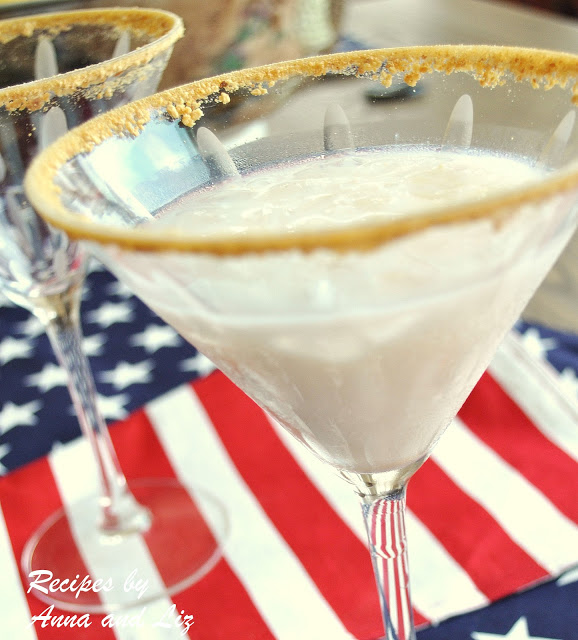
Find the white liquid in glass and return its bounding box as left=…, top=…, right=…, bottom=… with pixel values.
left=136, top=147, right=569, bottom=474
left=160, top=148, right=540, bottom=235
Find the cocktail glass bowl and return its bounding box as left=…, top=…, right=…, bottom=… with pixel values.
left=2, top=8, right=228, bottom=613
left=26, top=46, right=578, bottom=636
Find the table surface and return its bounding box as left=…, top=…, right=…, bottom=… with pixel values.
left=346, top=0, right=578, bottom=51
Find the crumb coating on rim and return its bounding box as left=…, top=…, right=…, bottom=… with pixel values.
left=24, top=44, right=578, bottom=255
left=0, top=7, right=184, bottom=112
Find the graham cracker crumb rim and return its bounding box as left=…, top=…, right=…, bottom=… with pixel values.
left=0, top=7, right=184, bottom=112
left=24, top=44, right=578, bottom=255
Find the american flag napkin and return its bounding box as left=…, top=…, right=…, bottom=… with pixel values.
left=0, top=263, right=576, bottom=640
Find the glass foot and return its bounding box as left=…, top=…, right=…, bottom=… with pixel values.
left=22, top=478, right=228, bottom=612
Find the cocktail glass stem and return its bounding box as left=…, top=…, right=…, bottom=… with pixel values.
left=361, top=485, right=415, bottom=640
left=35, top=271, right=151, bottom=536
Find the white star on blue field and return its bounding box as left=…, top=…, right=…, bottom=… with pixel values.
left=516, top=321, right=578, bottom=404
left=0, top=265, right=215, bottom=472
left=416, top=567, right=578, bottom=639
left=472, top=617, right=560, bottom=640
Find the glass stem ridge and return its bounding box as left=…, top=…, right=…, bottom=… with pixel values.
left=38, top=278, right=151, bottom=536
left=361, top=485, right=416, bottom=640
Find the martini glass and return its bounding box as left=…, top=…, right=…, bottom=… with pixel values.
left=1, top=8, right=228, bottom=613
left=26, top=46, right=578, bottom=637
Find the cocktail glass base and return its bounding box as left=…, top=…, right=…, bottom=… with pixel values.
left=21, top=478, right=228, bottom=612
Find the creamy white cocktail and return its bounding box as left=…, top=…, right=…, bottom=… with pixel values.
left=153, top=147, right=562, bottom=473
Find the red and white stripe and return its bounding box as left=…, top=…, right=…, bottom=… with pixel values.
left=0, top=334, right=576, bottom=639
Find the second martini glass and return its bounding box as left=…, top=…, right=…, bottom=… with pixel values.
left=1, top=8, right=227, bottom=612
left=26, top=46, right=578, bottom=636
